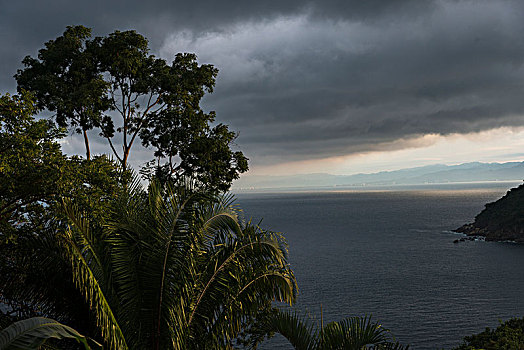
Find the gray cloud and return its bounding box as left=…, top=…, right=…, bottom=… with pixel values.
left=0, top=0, right=433, bottom=91
left=2, top=0, right=524, bottom=168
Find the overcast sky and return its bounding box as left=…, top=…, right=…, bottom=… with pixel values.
left=2, top=0, right=524, bottom=175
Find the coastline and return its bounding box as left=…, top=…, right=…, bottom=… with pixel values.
left=454, top=223, right=524, bottom=243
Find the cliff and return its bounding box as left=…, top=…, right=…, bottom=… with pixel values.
left=455, top=182, right=524, bottom=242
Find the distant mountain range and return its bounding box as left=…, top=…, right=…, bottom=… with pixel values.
left=232, top=161, right=524, bottom=190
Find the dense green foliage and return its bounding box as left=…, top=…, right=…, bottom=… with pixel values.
left=14, top=26, right=109, bottom=161
left=16, top=25, right=248, bottom=191
left=0, top=91, right=66, bottom=244
left=0, top=92, right=130, bottom=337
left=0, top=27, right=279, bottom=349
left=453, top=317, right=524, bottom=350
left=474, top=183, right=524, bottom=232
left=0, top=87, right=294, bottom=349
left=2, top=177, right=296, bottom=349
left=0, top=92, right=126, bottom=244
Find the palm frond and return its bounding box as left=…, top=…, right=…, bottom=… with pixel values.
left=321, top=315, right=388, bottom=349
left=101, top=178, right=149, bottom=348
left=186, top=221, right=297, bottom=349
left=61, top=205, right=128, bottom=350
left=248, top=309, right=408, bottom=350
left=373, top=342, right=410, bottom=350
left=247, top=308, right=317, bottom=350
left=0, top=317, right=99, bottom=350
left=188, top=238, right=294, bottom=325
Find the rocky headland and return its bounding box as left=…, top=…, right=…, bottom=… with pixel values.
left=454, top=182, right=524, bottom=242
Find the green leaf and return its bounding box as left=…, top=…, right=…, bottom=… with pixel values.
left=0, top=317, right=98, bottom=350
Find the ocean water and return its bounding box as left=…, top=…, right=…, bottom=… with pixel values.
left=235, top=182, right=524, bottom=349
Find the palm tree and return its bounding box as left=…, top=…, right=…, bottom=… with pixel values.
left=244, top=308, right=409, bottom=350
left=2, top=177, right=297, bottom=349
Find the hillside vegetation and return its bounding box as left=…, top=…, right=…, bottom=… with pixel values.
left=455, top=182, right=524, bottom=242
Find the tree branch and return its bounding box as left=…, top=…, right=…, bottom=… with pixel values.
left=127, top=95, right=162, bottom=154
left=106, top=136, right=123, bottom=163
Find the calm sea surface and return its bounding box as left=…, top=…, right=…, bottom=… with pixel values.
left=235, top=182, right=524, bottom=350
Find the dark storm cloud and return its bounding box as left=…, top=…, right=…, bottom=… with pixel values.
left=2, top=0, right=524, bottom=166
left=161, top=0, right=524, bottom=164
left=0, top=0, right=432, bottom=91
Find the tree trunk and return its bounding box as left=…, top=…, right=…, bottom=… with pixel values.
left=122, top=147, right=129, bottom=169
left=83, top=129, right=91, bottom=160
